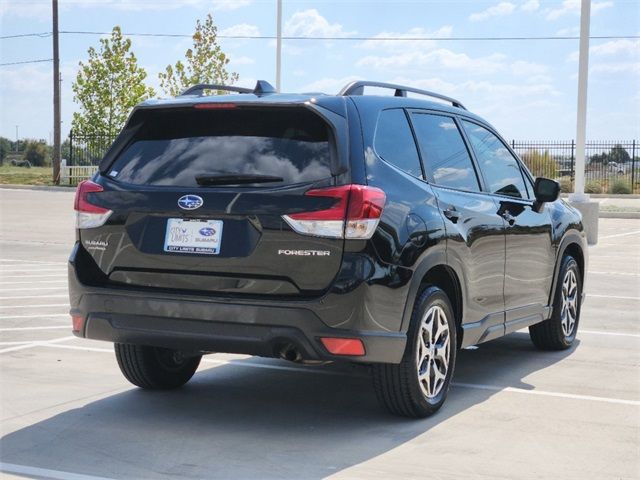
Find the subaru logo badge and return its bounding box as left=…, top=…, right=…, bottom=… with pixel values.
left=177, top=195, right=203, bottom=210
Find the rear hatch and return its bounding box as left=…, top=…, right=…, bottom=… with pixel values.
left=76, top=103, right=350, bottom=297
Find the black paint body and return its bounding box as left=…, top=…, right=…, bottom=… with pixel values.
left=68, top=92, right=587, bottom=364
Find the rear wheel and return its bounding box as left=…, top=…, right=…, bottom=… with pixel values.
left=372, top=286, right=457, bottom=418
left=114, top=343, right=201, bottom=389
left=529, top=255, right=581, bottom=350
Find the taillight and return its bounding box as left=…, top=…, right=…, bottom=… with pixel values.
left=74, top=180, right=112, bottom=229
left=282, top=184, right=386, bottom=239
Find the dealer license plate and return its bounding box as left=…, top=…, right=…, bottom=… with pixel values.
left=164, top=218, right=223, bottom=255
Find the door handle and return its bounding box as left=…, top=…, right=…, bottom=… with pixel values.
left=442, top=206, right=460, bottom=223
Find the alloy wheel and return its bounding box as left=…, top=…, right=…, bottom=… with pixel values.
left=416, top=305, right=451, bottom=399
left=560, top=269, right=578, bottom=337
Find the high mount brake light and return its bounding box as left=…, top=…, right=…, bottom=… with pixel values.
left=193, top=103, right=237, bottom=110
left=74, top=180, right=112, bottom=229
left=282, top=185, right=386, bottom=239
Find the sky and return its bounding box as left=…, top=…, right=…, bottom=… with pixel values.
left=0, top=0, right=638, bottom=143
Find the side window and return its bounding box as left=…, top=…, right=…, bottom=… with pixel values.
left=410, top=113, right=480, bottom=192
left=462, top=120, right=528, bottom=199
left=374, top=109, right=423, bottom=178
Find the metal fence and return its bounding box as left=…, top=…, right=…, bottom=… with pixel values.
left=66, top=132, right=639, bottom=193
left=512, top=140, right=638, bottom=194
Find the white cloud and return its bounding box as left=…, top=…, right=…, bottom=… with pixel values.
left=284, top=9, right=354, bottom=38
left=359, top=26, right=453, bottom=52
left=521, top=0, right=540, bottom=12
left=555, top=27, right=580, bottom=36
left=591, top=62, right=640, bottom=74
left=298, top=75, right=362, bottom=94
left=591, top=39, right=640, bottom=56
left=219, top=24, right=260, bottom=38
left=510, top=60, right=549, bottom=76
left=469, top=2, right=516, bottom=22
left=546, top=0, right=613, bottom=20
left=0, top=1, right=51, bottom=19
left=358, top=49, right=507, bottom=75
left=212, top=0, right=252, bottom=12
left=229, top=56, right=255, bottom=66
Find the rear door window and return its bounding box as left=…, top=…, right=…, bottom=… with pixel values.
left=374, top=109, right=423, bottom=178
left=461, top=120, right=528, bottom=199
left=410, top=113, right=480, bottom=192
left=107, top=107, right=333, bottom=187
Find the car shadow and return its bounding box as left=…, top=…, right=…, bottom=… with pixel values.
left=0, top=332, right=579, bottom=479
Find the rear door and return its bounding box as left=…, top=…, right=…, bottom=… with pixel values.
left=409, top=111, right=507, bottom=343
left=460, top=119, right=555, bottom=332
left=80, top=105, right=348, bottom=297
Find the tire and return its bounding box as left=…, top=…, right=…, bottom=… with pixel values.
left=372, top=286, right=457, bottom=418
left=529, top=255, right=581, bottom=350
left=114, top=343, right=201, bottom=389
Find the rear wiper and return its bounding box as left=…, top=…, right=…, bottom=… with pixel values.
left=195, top=174, right=284, bottom=186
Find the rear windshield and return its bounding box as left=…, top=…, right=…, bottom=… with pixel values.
left=107, top=107, right=333, bottom=187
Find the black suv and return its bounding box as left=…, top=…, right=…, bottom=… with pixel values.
left=69, top=80, right=587, bottom=417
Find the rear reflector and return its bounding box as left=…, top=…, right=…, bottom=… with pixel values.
left=74, top=180, right=112, bottom=229
left=71, top=314, right=85, bottom=333
left=282, top=184, right=386, bottom=239
left=320, top=337, right=366, bottom=356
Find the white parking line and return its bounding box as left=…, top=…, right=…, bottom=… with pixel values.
left=581, top=329, right=640, bottom=338
left=0, top=258, right=66, bottom=265
left=0, top=274, right=66, bottom=279
left=0, top=303, right=69, bottom=309
left=589, top=271, right=640, bottom=276
left=1, top=286, right=68, bottom=292
left=0, top=462, right=115, bottom=480
left=0, top=294, right=69, bottom=300
left=0, top=336, right=75, bottom=354
left=29, top=343, right=640, bottom=406
left=0, top=313, right=69, bottom=320
left=0, top=268, right=66, bottom=273
left=0, top=280, right=67, bottom=285
left=452, top=382, right=640, bottom=406
left=599, top=230, right=640, bottom=239
left=0, top=325, right=68, bottom=332
left=588, top=294, right=639, bottom=301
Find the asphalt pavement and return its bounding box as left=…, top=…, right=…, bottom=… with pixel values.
left=0, top=187, right=638, bottom=480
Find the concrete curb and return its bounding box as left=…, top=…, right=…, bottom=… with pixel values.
left=0, top=184, right=75, bottom=192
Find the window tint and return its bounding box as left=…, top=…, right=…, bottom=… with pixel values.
left=108, top=108, right=332, bottom=187
left=410, top=113, right=480, bottom=192
left=462, top=120, right=528, bottom=199
left=374, top=109, right=422, bottom=178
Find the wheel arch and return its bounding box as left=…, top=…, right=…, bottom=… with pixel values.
left=401, top=250, right=465, bottom=348
left=549, top=232, right=587, bottom=306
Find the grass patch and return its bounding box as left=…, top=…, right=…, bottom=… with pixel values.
left=0, top=165, right=53, bottom=185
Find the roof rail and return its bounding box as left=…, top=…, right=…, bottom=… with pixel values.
left=338, top=80, right=466, bottom=110
left=179, top=80, right=277, bottom=97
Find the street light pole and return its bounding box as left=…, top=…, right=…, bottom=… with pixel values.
left=52, top=0, right=61, bottom=184
left=569, top=0, right=591, bottom=203
left=275, top=0, right=282, bottom=92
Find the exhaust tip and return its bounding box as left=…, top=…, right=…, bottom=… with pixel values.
left=278, top=344, right=303, bottom=363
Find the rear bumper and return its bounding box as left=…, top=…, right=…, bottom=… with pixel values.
left=68, top=258, right=407, bottom=365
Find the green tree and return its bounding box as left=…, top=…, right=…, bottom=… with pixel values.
left=520, top=149, right=558, bottom=178
left=609, top=144, right=631, bottom=164
left=0, top=137, right=13, bottom=164
left=72, top=26, right=155, bottom=138
left=159, top=14, right=238, bottom=97
left=23, top=140, right=50, bottom=167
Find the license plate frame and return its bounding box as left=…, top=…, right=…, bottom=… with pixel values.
left=163, top=218, right=223, bottom=255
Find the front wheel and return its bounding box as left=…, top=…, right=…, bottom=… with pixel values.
left=372, top=286, right=457, bottom=418
left=529, top=255, right=582, bottom=350
left=115, top=343, right=202, bottom=389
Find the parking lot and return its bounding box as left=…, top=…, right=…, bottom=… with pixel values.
left=0, top=187, right=638, bottom=480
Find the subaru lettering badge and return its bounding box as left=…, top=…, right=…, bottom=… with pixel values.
left=177, top=194, right=204, bottom=210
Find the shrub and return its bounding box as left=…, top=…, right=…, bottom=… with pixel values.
left=520, top=149, right=558, bottom=178
left=558, top=177, right=573, bottom=193
left=10, top=159, right=31, bottom=168
left=23, top=140, right=50, bottom=167
left=609, top=179, right=632, bottom=194
left=584, top=180, right=603, bottom=194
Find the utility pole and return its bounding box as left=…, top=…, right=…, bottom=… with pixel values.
left=52, top=0, right=61, bottom=184
left=568, top=0, right=598, bottom=245
left=275, top=0, right=282, bottom=92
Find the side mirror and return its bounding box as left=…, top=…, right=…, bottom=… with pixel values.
left=533, top=177, right=560, bottom=204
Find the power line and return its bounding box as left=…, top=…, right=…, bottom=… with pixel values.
left=0, top=58, right=53, bottom=66
left=2, top=30, right=639, bottom=41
